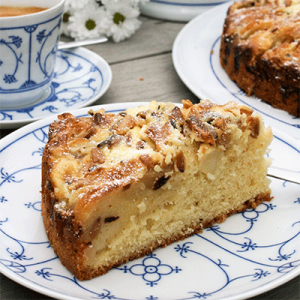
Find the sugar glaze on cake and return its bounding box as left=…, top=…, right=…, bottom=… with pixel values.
left=41, top=100, right=273, bottom=280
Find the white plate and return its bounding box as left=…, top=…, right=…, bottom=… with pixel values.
left=0, top=47, right=112, bottom=129
left=140, top=0, right=231, bottom=22
left=172, top=1, right=300, bottom=140
left=1, top=102, right=300, bottom=300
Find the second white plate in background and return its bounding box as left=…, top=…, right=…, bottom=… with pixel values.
left=172, top=1, right=300, bottom=140
left=140, top=0, right=231, bottom=22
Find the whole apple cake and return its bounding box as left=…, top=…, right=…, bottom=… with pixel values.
left=220, top=0, right=300, bottom=117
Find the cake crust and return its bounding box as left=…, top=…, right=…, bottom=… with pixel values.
left=41, top=100, right=272, bottom=280
left=220, top=0, right=300, bottom=117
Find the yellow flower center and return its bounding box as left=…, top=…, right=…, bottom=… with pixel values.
left=62, top=12, right=70, bottom=23
left=113, top=12, right=125, bottom=25
left=85, top=19, right=96, bottom=31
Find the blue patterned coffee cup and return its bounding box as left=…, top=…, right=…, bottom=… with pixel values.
left=0, top=0, right=65, bottom=109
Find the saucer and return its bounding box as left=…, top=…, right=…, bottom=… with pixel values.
left=0, top=47, right=112, bottom=129
left=140, top=0, right=231, bottom=22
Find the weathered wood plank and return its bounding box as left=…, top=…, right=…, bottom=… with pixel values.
left=0, top=275, right=52, bottom=300
left=85, top=17, right=186, bottom=64
left=93, top=52, right=199, bottom=106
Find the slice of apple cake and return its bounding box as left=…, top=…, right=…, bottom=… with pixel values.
left=41, top=99, right=273, bottom=280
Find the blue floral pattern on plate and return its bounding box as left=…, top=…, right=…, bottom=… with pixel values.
left=0, top=47, right=112, bottom=129
left=0, top=102, right=300, bottom=300
left=172, top=1, right=300, bottom=140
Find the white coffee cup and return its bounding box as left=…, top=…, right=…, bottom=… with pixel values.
left=0, top=0, right=65, bottom=109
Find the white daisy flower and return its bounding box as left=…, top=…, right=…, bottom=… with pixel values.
left=61, top=0, right=145, bottom=42
left=61, top=0, right=99, bottom=36
left=68, top=4, right=106, bottom=40
left=130, top=0, right=150, bottom=6
left=63, top=0, right=73, bottom=11
left=101, top=0, right=122, bottom=4
left=60, top=8, right=73, bottom=36
left=102, top=2, right=141, bottom=42
left=100, top=0, right=141, bottom=8
left=94, top=0, right=105, bottom=6
left=66, top=0, right=94, bottom=10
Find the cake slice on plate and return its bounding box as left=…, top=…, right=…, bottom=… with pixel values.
left=41, top=99, right=273, bottom=280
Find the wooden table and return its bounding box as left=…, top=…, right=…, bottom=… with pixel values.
left=0, top=15, right=299, bottom=300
